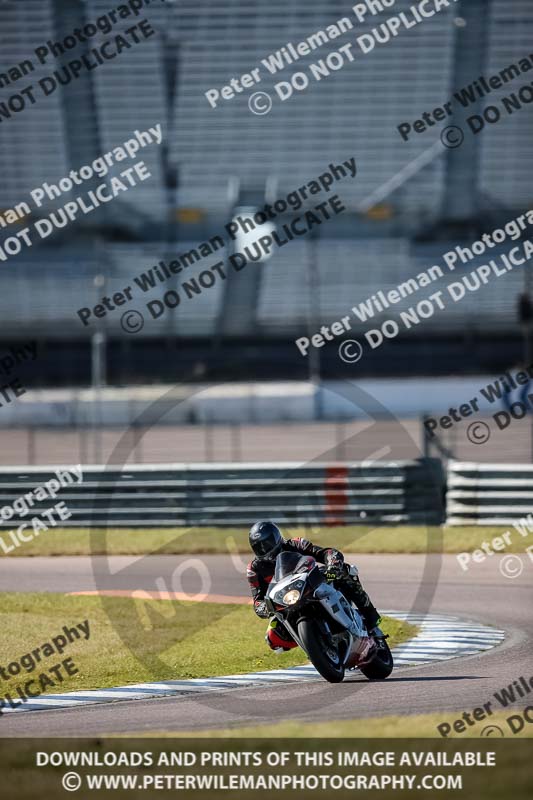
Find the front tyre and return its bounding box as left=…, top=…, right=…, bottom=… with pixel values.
left=297, top=617, right=345, bottom=683
left=359, top=638, right=394, bottom=680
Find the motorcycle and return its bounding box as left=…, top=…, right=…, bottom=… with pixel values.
left=264, top=551, right=393, bottom=683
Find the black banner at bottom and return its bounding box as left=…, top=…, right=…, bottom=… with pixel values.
left=0, top=738, right=531, bottom=799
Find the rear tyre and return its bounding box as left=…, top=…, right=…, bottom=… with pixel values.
left=297, top=617, right=345, bottom=683
left=359, top=638, right=394, bottom=680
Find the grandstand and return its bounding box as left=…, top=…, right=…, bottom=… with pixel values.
left=0, top=0, right=531, bottom=385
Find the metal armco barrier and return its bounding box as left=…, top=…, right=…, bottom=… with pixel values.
left=0, top=460, right=444, bottom=528
left=446, top=462, right=533, bottom=525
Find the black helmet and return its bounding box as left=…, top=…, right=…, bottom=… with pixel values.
left=249, top=521, right=284, bottom=560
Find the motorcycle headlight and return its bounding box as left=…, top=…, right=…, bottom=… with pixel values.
left=283, top=589, right=300, bottom=605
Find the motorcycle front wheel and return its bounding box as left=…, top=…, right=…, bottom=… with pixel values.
left=298, top=617, right=345, bottom=683
left=359, top=638, right=394, bottom=680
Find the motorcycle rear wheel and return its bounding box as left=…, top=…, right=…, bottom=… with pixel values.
left=298, top=617, right=345, bottom=683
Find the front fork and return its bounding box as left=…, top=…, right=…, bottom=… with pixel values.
left=272, top=612, right=306, bottom=652
left=279, top=606, right=356, bottom=668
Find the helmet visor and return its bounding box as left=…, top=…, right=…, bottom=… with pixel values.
left=253, top=531, right=282, bottom=560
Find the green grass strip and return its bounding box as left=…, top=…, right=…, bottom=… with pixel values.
left=0, top=592, right=416, bottom=698
left=1, top=524, right=529, bottom=557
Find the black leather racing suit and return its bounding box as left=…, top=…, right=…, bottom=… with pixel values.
left=246, top=537, right=380, bottom=636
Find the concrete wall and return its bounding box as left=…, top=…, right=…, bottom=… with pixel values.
left=2, top=376, right=522, bottom=427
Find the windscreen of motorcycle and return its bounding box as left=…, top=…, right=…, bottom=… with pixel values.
left=274, top=551, right=315, bottom=581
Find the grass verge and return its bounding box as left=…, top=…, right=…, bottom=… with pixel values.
left=2, top=524, right=529, bottom=557
left=0, top=592, right=415, bottom=697
left=131, top=711, right=533, bottom=738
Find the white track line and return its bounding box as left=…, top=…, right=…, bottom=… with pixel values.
left=1, top=612, right=504, bottom=715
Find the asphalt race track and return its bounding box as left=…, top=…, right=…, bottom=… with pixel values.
left=0, top=553, right=531, bottom=736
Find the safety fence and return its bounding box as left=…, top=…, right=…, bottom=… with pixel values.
left=6, top=460, right=530, bottom=528
left=446, top=462, right=533, bottom=525
left=0, top=460, right=445, bottom=528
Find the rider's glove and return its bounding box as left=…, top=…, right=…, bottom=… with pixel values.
left=324, top=566, right=342, bottom=583
left=254, top=600, right=269, bottom=618
left=325, top=553, right=344, bottom=582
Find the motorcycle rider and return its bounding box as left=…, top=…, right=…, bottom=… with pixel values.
left=247, top=521, right=384, bottom=652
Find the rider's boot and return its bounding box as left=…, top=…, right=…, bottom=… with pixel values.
left=265, top=618, right=298, bottom=652
left=340, top=571, right=381, bottom=632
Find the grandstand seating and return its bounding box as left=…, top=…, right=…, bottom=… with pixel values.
left=0, top=243, right=226, bottom=337
left=171, top=0, right=454, bottom=217
left=0, top=1, right=68, bottom=210
left=0, top=0, right=530, bottom=350
left=479, top=0, right=533, bottom=207
left=87, top=0, right=167, bottom=222
left=256, top=239, right=524, bottom=335
left=0, top=236, right=522, bottom=338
